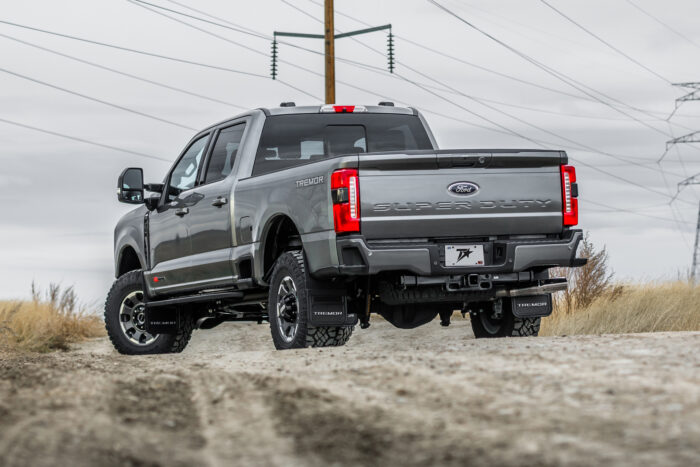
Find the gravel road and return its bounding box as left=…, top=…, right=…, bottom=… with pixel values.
left=1, top=317, right=698, bottom=467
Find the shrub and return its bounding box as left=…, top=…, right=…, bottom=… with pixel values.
left=0, top=283, right=104, bottom=352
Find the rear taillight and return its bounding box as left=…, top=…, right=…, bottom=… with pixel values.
left=560, top=165, right=578, bottom=226
left=331, top=169, right=360, bottom=233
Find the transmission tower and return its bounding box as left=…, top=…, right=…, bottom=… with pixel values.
left=668, top=82, right=700, bottom=281
left=271, top=0, right=395, bottom=103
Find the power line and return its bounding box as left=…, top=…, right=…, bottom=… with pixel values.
left=427, top=0, right=676, bottom=138
left=625, top=0, right=700, bottom=51
left=0, top=19, right=269, bottom=78
left=569, top=156, right=692, bottom=205
left=582, top=198, right=693, bottom=225
left=540, top=0, right=672, bottom=84
left=0, top=18, right=317, bottom=102
left=0, top=32, right=247, bottom=110
left=125, top=0, right=321, bottom=101
left=0, top=66, right=198, bottom=131
left=0, top=117, right=169, bottom=162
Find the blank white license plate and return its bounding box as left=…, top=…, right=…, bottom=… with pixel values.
left=444, top=244, right=485, bottom=267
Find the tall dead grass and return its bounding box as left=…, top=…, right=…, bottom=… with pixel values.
left=0, top=284, right=105, bottom=352
left=541, top=233, right=700, bottom=336
left=541, top=282, right=700, bottom=336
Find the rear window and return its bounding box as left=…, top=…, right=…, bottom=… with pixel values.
left=252, top=114, right=433, bottom=176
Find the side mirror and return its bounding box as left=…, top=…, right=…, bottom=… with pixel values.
left=117, top=168, right=144, bottom=204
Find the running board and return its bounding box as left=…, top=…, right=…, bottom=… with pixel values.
left=145, top=290, right=244, bottom=309
left=496, top=280, right=568, bottom=298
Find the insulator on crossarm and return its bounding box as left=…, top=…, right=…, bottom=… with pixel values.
left=387, top=31, right=395, bottom=73
left=270, top=39, right=278, bottom=80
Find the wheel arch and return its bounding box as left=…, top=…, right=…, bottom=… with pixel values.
left=117, top=244, right=143, bottom=277
left=259, top=214, right=302, bottom=284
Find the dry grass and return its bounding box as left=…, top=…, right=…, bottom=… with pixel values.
left=541, top=282, right=700, bottom=336
left=541, top=233, right=700, bottom=336
left=0, top=284, right=105, bottom=352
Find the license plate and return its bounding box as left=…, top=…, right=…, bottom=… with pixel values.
left=444, top=244, right=485, bottom=267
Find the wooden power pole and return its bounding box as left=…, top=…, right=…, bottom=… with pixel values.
left=324, top=0, right=336, bottom=104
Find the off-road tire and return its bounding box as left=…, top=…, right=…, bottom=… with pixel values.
left=268, top=251, right=353, bottom=350
left=469, top=299, right=540, bottom=338
left=104, top=270, right=195, bottom=355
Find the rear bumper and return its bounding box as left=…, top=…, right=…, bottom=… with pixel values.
left=328, top=229, right=585, bottom=276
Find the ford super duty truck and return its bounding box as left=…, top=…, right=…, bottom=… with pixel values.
left=107, top=103, right=585, bottom=354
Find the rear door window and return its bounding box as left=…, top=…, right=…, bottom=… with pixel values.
left=203, top=123, right=246, bottom=184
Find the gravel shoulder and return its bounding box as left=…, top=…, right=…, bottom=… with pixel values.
left=1, top=318, right=699, bottom=467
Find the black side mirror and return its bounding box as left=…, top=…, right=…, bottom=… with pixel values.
left=117, top=168, right=144, bottom=204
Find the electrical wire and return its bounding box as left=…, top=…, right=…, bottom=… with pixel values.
left=0, top=32, right=247, bottom=110
left=582, top=198, right=694, bottom=225
left=0, top=117, right=169, bottom=162
left=625, top=0, right=700, bottom=52
left=0, top=66, right=198, bottom=131
left=539, top=0, right=672, bottom=84
left=0, top=19, right=269, bottom=78
left=125, top=0, right=321, bottom=101
left=427, top=0, right=677, bottom=138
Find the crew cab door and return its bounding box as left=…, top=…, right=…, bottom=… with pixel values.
left=181, top=122, right=247, bottom=288
left=146, top=133, right=210, bottom=295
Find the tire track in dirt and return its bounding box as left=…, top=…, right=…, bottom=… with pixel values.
left=1, top=325, right=699, bottom=467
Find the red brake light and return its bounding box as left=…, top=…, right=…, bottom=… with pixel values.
left=334, top=105, right=355, bottom=113
left=320, top=104, right=367, bottom=113
left=561, top=165, right=578, bottom=226
left=331, top=169, right=360, bottom=233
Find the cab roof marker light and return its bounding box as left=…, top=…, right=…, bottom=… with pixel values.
left=320, top=105, right=367, bottom=113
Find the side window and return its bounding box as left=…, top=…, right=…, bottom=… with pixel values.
left=168, top=134, right=208, bottom=200
left=204, top=123, right=246, bottom=184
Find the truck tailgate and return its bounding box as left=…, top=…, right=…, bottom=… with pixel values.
left=358, top=150, right=565, bottom=239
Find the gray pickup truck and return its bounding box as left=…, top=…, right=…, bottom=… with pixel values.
left=106, top=103, right=585, bottom=354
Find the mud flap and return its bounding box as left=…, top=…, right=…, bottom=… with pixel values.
left=511, top=294, right=552, bottom=318
left=145, top=307, right=180, bottom=334
left=305, top=271, right=357, bottom=327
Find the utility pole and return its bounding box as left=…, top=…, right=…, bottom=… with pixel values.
left=667, top=82, right=700, bottom=281
left=271, top=6, right=395, bottom=103
left=677, top=176, right=700, bottom=281
left=324, top=0, right=335, bottom=104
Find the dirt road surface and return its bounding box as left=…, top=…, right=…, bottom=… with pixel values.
left=1, top=318, right=698, bottom=467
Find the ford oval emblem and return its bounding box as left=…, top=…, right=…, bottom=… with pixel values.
left=448, top=181, right=479, bottom=196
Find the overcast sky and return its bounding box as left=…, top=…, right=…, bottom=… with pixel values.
left=2, top=0, right=700, bottom=304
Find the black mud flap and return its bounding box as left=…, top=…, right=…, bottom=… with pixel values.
left=305, top=271, right=357, bottom=327
left=308, top=294, right=349, bottom=326
left=145, top=307, right=180, bottom=334
left=511, top=294, right=552, bottom=318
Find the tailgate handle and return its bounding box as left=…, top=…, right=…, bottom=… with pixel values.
left=438, top=153, right=491, bottom=168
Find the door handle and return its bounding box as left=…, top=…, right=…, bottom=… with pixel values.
left=212, top=197, right=228, bottom=207
left=175, top=207, right=189, bottom=217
